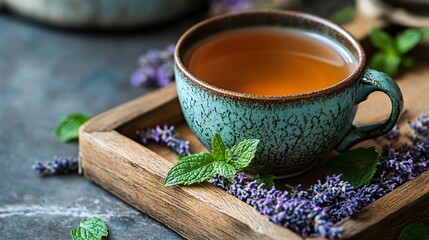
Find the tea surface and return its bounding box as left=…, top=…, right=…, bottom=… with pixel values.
left=185, top=27, right=355, bottom=96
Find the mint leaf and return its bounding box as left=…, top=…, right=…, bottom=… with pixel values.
left=211, top=132, right=225, bottom=161
left=383, top=53, right=401, bottom=77
left=329, top=6, right=355, bottom=24
left=369, top=52, right=401, bottom=77
left=70, top=217, right=108, bottom=240
left=398, top=223, right=429, bottom=240
left=229, top=139, right=260, bottom=170
left=55, top=113, right=91, bottom=142
left=213, top=161, right=236, bottom=181
left=323, top=147, right=380, bottom=188
left=396, top=29, right=421, bottom=54
left=164, top=153, right=217, bottom=186
left=370, top=28, right=395, bottom=52
left=255, top=172, right=275, bottom=189
left=165, top=133, right=261, bottom=186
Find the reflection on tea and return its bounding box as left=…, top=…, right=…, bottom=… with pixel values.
left=185, top=27, right=355, bottom=96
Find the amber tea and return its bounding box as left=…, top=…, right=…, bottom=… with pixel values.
left=185, top=27, right=355, bottom=96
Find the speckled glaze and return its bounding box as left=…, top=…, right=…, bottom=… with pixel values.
left=174, top=10, right=403, bottom=177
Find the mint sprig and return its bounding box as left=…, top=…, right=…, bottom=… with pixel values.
left=55, top=113, right=91, bottom=142
left=323, top=147, right=380, bottom=188
left=398, top=223, right=429, bottom=240
left=164, top=133, right=259, bottom=186
left=70, top=217, right=108, bottom=240
left=369, top=28, right=425, bottom=77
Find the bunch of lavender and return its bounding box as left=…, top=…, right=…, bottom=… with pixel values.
left=211, top=115, right=429, bottom=239
left=130, top=44, right=175, bottom=88
left=137, top=125, right=190, bottom=156
left=211, top=173, right=344, bottom=238
left=32, top=156, right=78, bottom=176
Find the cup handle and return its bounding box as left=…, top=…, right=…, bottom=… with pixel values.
left=335, top=68, right=404, bottom=152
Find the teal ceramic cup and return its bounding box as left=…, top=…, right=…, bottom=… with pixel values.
left=174, top=10, right=403, bottom=177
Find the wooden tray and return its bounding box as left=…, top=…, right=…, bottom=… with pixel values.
left=79, top=18, right=429, bottom=239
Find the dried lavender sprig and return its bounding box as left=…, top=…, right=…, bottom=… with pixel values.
left=32, top=156, right=78, bottom=176
left=130, top=44, right=175, bottom=88
left=138, top=125, right=190, bottom=156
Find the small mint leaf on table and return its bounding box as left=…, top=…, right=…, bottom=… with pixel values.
left=213, top=161, right=236, bottom=181
left=323, top=147, right=380, bottom=188
left=164, top=153, right=217, bottom=186
left=229, top=139, right=260, bottom=170
left=70, top=217, right=108, bottom=240
left=398, top=223, right=429, bottom=240
left=254, top=172, right=275, bottom=189
left=211, top=132, right=226, bottom=161
left=55, top=113, right=91, bottom=142
left=395, top=29, right=422, bottom=54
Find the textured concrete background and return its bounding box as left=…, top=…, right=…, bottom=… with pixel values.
left=0, top=1, right=352, bottom=239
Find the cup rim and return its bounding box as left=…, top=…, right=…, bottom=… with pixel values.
left=175, top=10, right=366, bottom=101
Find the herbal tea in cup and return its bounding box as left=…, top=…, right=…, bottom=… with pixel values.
left=185, top=27, right=354, bottom=96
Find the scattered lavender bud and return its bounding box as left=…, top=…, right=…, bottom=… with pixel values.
left=32, top=156, right=78, bottom=176
left=130, top=44, right=175, bottom=88
left=137, top=125, right=190, bottom=156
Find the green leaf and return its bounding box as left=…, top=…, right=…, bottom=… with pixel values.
left=329, top=6, right=355, bottom=24
left=213, top=161, right=236, bottom=181
left=395, top=29, right=421, bottom=54
left=55, top=113, right=91, bottom=142
left=211, top=132, right=226, bottom=161
left=164, top=153, right=217, bottom=186
left=70, top=217, right=108, bottom=240
left=398, top=223, right=429, bottom=240
left=383, top=53, right=402, bottom=77
left=229, top=139, right=260, bottom=170
left=369, top=52, right=401, bottom=77
left=370, top=28, right=395, bottom=51
left=254, top=172, right=275, bottom=189
left=323, top=147, right=380, bottom=188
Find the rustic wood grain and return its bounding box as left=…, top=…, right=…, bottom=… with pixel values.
left=79, top=17, right=429, bottom=240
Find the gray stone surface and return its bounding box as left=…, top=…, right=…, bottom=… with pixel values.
left=0, top=1, right=352, bottom=239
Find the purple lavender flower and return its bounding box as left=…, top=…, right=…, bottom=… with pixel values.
left=130, top=44, right=175, bottom=88
left=138, top=125, right=190, bottom=156
left=210, top=114, right=429, bottom=239
left=32, top=156, right=78, bottom=176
